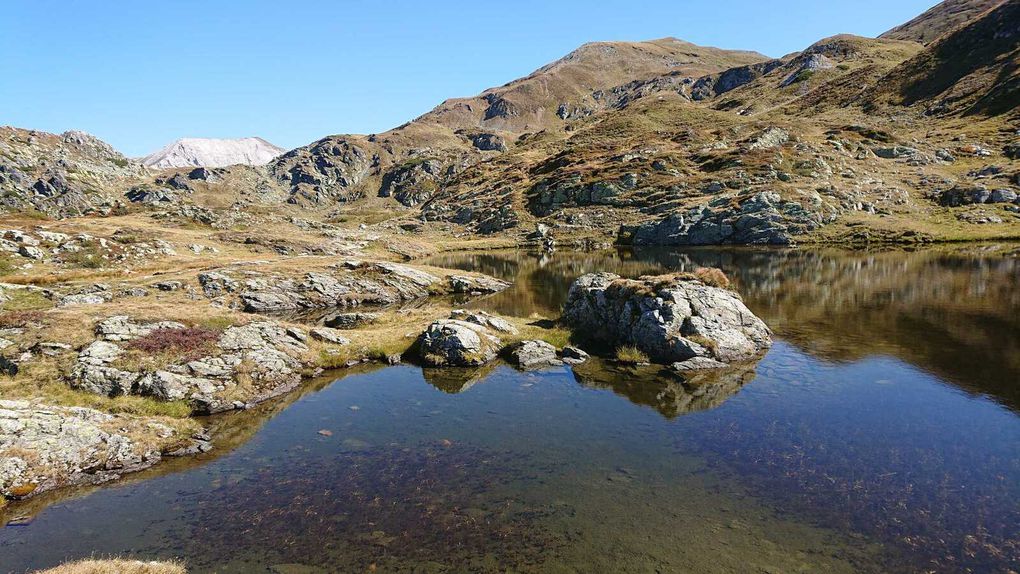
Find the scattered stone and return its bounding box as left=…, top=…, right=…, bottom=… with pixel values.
left=58, top=293, right=108, bottom=307
left=154, top=281, right=183, bottom=291
left=872, top=146, right=920, bottom=159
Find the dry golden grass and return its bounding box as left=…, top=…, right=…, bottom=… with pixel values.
left=615, top=345, right=650, bottom=364
left=34, top=558, right=186, bottom=574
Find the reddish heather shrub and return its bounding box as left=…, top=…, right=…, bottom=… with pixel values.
left=126, top=327, right=220, bottom=359
left=0, top=310, right=46, bottom=328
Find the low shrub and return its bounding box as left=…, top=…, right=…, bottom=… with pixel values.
left=126, top=327, right=220, bottom=360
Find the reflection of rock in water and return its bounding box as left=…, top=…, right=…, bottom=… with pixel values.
left=180, top=443, right=564, bottom=571
left=421, top=363, right=498, bottom=393
left=571, top=359, right=756, bottom=418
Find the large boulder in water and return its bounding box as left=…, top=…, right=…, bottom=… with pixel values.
left=561, top=272, right=771, bottom=366
left=417, top=319, right=502, bottom=367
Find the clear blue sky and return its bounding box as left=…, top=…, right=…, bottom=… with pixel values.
left=1, top=0, right=937, bottom=157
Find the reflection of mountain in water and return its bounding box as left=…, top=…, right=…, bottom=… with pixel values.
left=571, top=359, right=756, bottom=419
left=425, top=244, right=1020, bottom=412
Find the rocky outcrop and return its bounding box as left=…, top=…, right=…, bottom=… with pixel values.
left=0, top=400, right=187, bottom=499
left=630, top=192, right=824, bottom=246
left=270, top=137, right=375, bottom=205
left=417, top=319, right=502, bottom=367
left=69, top=318, right=312, bottom=414
left=379, top=159, right=447, bottom=206
left=200, top=262, right=509, bottom=314
left=938, top=185, right=1020, bottom=206
left=561, top=272, right=771, bottom=366
left=0, top=127, right=140, bottom=218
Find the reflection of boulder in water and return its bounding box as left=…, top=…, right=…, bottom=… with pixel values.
left=421, top=363, right=498, bottom=393
left=571, top=359, right=756, bottom=418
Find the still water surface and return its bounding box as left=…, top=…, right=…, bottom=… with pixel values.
left=2, top=245, right=1018, bottom=573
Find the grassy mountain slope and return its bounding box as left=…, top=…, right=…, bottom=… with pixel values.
left=880, top=0, right=1004, bottom=44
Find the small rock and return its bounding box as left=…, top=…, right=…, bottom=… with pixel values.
left=561, top=346, right=590, bottom=365
left=310, top=327, right=350, bottom=345
left=508, top=340, right=562, bottom=370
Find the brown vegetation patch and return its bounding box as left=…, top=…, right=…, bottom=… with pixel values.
left=125, top=327, right=220, bottom=361
left=0, top=309, right=46, bottom=328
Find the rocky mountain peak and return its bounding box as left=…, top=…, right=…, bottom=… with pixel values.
left=142, top=137, right=286, bottom=169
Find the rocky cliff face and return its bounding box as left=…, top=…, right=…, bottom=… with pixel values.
left=142, top=137, right=285, bottom=169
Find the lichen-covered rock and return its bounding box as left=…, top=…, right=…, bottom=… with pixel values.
left=417, top=319, right=501, bottom=367
left=562, top=272, right=771, bottom=365
left=0, top=400, right=183, bottom=498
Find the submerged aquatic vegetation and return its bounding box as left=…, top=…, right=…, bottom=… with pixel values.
left=181, top=442, right=566, bottom=570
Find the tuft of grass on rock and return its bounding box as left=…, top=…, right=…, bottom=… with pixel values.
left=615, top=345, right=649, bottom=364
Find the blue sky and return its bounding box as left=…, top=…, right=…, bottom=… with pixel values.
left=1, top=1, right=936, bottom=156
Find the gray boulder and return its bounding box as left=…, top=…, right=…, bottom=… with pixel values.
left=507, top=340, right=562, bottom=370
left=989, top=189, right=1018, bottom=204
left=562, top=272, right=771, bottom=365
left=417, top=319, right=501, bottom=367
left=561, top=346, right=590, bottom=365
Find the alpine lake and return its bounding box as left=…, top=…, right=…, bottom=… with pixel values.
left=2, top=244, right=1018, bottom=573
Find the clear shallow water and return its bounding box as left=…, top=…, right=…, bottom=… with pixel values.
left=2, top=246, right=1019, bottom=573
